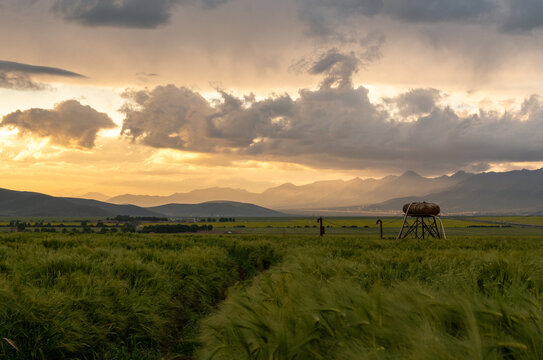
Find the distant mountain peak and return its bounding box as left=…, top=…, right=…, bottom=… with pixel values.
left=275, top=182, right=297, bottom=189
left=400, top=170, right=422, bottom=178
left=349, top=177, right=364, bottom=182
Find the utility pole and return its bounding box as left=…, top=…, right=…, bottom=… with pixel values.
left=317, top=217, right=325, bottom=236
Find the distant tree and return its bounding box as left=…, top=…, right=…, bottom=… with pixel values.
left=121, top=222, right=137, bottom=233
left=16, top=221, right=25, bottom=232
left=140, top=224, right=210, bottom=234
left=113, top=215, right=168, bottom=222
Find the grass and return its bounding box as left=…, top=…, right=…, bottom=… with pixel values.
left=0, top=233, right=281, bottom=359
left=198, top=236, right=543, bottom=360
left=1, top=222, right=543, bottom=359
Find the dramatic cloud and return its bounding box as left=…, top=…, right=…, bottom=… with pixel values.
left=119, top=53, right=543, bottom=173
left=499, top=0, right=543, bottom=33
left=0, top=60, right=85, bottom=78
left=309, top=50, right=360, bottom=89
left=1, top=100, right=116, bottom=149
left=0, top=60, right=85, bottom=90
left=120, top=85, right=213, bottom=149
left=298, top=0, right=382, bottom=37
left=52, top=0, right=227, bottom=28
left=299, top=0, right=543, bottom=35
left=388, top=88, right=441, bottom=117
left=382, top=0, right=494, bottom=23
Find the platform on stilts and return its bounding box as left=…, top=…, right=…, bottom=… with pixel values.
left=396, top=202, right=445, bottom=240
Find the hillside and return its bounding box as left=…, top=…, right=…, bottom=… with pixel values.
left=107, top=187, right=260, bottom=208
left=0, top=188, right=165, bottom=217
left=0, top=188, right=286, bottom=218
left=148, top=201, right=285, bottom=217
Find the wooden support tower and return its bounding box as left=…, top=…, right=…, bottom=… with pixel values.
left=397, top=215, right=441, bottom=239
left=396, top=202, right=445, bottom=240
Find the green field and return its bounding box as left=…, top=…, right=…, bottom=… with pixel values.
left=4, top=216, right=542, bottom=237
left=1, top=221, right=543, bottom=359
left=0, top=233, right=281, bottom=359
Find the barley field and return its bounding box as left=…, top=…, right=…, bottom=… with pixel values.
left=1, top=222, right=542, bottom=359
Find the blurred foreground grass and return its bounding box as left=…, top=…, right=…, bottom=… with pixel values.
left=2, top=232, right=543, bottom=359
left=0, top=233, right=280, bottom=359
left=199, top=235, right=543, bottom=360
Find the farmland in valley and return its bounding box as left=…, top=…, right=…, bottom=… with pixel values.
left=0, top=218, right=542, bottom=359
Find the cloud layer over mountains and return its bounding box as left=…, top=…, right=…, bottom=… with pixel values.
left=3, top=46, right=543, bottom=174
left=119, top=52, right=543, bottom=173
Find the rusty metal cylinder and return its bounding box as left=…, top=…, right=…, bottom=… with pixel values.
left=402, top=202, right=440, bottom=216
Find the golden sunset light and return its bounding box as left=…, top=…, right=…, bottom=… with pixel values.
left=1, top=0, right=543, bottom=199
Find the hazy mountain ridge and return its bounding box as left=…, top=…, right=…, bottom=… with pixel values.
left=0, top=188, right=285, bottom=217
left=107, top=187, right=260, bottom=207
left=149, top=201, right=285, bottom=217
left=334, top=168, right=543, bottom=215
left=0, top=189, right=161, bottom=217
left=107, top=171, right=473, bottom=209
left=4, top=168, right=541, bottom=217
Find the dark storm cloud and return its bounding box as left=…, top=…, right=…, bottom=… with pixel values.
left=499, top=0, right=543, bottom=33
left=382, top=0, right=494, bottom=23
left=0, top=60, right=85, bottom=90
left=0, top=60, right=85, bottom=78
left=52, top=0, right=227, bottom=28
left=309, top=50, right=359, bottom=89
left=1, top=100, right=116, bottom=149
left=119, top=54, right=543, bottom=173
left=299, top=0, right=543, bottom=35
left=298, top=0, right=382, bottom=37
left=293, top=44, right=382, bottom=89
left=298, top=0, right=493, bottom=38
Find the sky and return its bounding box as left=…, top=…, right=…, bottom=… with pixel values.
left=1, top=0, right=543, bottom=197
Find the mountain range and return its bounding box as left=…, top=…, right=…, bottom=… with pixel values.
left=106, top=170, right=473, bottom=209
left=2, top=168, right=543, bottom=217
left=337, top=168, right=543, bottom=215
left=105, top=168, right=543, bottom=215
